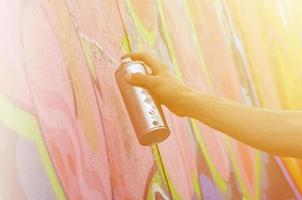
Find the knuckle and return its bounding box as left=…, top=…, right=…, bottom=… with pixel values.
left=132, top=73, right=143, bottom=81
left=150, top=79, right=161, bottom=89
left=138, top=73, right=151, bottom=81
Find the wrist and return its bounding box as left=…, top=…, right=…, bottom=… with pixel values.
left=177, top=87, right=201, bottom=118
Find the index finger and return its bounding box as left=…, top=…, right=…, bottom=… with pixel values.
left=121, top=51, right=169, bottom=75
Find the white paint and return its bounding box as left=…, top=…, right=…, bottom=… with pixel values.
left=277, top=0, right=288, bottom=27
left=240, top=86, right=253, bottom=106
left=78, top=31, right=119, bottom=66
left=215, top=0, right=230, bottom=42
left=152, top=184, right=170, bottom=200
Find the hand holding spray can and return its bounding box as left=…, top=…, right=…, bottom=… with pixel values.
left=115, top=57, right=170, bottom=146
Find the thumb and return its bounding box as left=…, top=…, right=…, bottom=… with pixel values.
left=124, top=73, right=159, bottom=89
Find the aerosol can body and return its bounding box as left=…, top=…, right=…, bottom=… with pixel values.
left=115, top=57, right=170, bottom=145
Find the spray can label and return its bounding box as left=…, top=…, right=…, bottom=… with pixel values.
left=115, top=58, right=170, bottom=145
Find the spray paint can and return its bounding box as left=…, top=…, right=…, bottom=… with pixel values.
left=115, top=57, right=170, bottom=146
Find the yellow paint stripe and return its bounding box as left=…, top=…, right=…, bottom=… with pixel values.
left=151, top=145, right=182, bottom=200
left=181, top=0, right=213, bottom=88
left=191, top=171, right=202, bottom=199
left=190, top=119, right=228, bottom=192
left=156, top=0, right=183, bottom=80
left=225, top=138, right=262, bottom=200
left=124, top=0, right=157, bottom=46
left=0, top=95, right=66, bottom=200
left=120, top=34, right=132, bottom=54
left=156, top=0, right=227, bottom=195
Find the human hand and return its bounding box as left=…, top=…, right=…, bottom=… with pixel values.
left=121, top=52, right=195, bottom=117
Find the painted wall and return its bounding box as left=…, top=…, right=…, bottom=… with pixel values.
left=1, top=0, right=302, bottom=199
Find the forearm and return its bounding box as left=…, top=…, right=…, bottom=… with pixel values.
left=184, top=90, right=302, bottom=158
left=122, top=52, right=302, bottom=158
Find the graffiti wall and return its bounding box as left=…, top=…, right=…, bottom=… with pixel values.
left=1, top=0, right=302, bottom=199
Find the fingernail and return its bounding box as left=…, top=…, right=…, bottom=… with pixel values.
left=124, top=73, right=132, bottom=82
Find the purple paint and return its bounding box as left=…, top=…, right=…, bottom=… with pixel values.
left=200, top=174, right=224, bottom=200
left=275, top=157, right=302, bottom=200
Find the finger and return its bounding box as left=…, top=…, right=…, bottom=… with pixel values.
left=122, top=51, right=169, bottom=75
left=124, top=73, right=160, bottom=90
